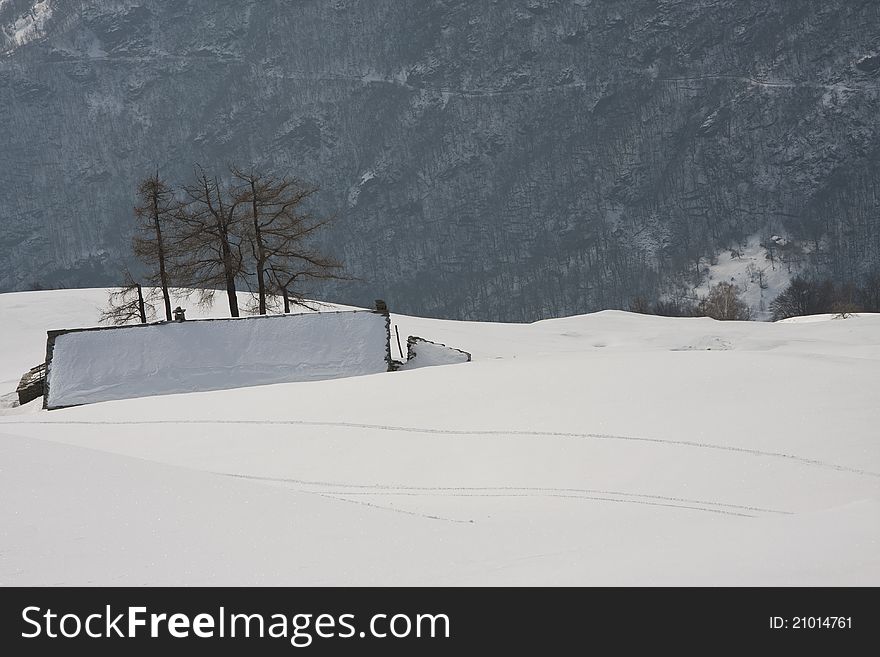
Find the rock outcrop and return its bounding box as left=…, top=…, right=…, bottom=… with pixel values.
left=1, top=1, right=878, bottom=320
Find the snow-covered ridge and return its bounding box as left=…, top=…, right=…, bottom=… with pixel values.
left=2, top=288, right=878, bottom=399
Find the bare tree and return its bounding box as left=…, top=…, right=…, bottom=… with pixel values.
left=263, top=239, right=344, bottom=314
left=856, top=269, right=880, bottom=312
left=698, top=282, right=751, bottom=320
left=770, top=277, right=835, bottom=320
left=133, top=171, right=176, bottom=321
left=263, top=263, right=333, bottom=313
left=241, top=271, right=325, bottom=315
left=175, top=168, right=246, bottom=317
left=653, top=298, right=698, bottom=317
left=628, top=296, right=651, bottom=314
left=830, top=281, right=861, bottom=318
left=100, top=271, right=156, bottom=325
left=231, top=167, right=344, bottom=314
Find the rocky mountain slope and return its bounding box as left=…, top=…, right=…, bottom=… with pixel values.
left=1, top=0, right=878, bottom=320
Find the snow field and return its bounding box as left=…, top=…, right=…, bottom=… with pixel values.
left=0, top=289, right=877, bottom=585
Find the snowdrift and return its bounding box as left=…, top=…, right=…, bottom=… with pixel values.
left=402, top=337, right=471, bottom=369
left=45, top=311, right=390, bottom=409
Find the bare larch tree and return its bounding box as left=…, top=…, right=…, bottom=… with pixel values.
left=176, top=168, right=246, bottom=317
left=100, top=270, right=156, bottom=325
left=231, top=167, right=343, bottom=314
left=133, top=171, right=176, bottom=321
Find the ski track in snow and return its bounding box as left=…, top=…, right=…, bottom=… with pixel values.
left=4, top=418, right=877, bottom=478
left=221, top=472, right=787, bottom=519
left=310, top=491, right=474, bottom=524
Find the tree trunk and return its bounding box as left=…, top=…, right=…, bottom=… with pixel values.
left=218, top=228, right=239, bottom=317
left=250, top=180, right=267, bottom=314
left=152, top=207, right=173, bottom=322
left=226, top=275, right=239, bottom=317
left=221, top=234, right=239, bottom=317
left=257, top=263, right=267, bottom=314
left=282, top=287, right=291, bottom=313
left=213, top=181, right=239, bottom=318
left=136, top=284, right=147, bottom=323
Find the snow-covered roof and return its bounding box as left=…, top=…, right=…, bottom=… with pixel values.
left=44, top=310, right=391, bottom=409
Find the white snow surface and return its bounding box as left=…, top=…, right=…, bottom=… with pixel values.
left=46, top=311, right=388, bottom=408
left=401, top=338, right=470, bottom=369
left=777, top=313, right=879, bottom=324
left=1, top=288, right=878, bottom=585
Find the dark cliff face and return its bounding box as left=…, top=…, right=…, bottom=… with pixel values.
left=1, top=0, right=878, bottom=321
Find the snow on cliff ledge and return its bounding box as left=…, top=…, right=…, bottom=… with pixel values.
left=1, top=0, right=52, bottom=52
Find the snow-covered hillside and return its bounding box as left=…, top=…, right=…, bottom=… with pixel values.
left=0, top=289, right=878, bottom=585
left=0, top=0, right=53, bottom=52
left=694, top=234, right=802, bottom=320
